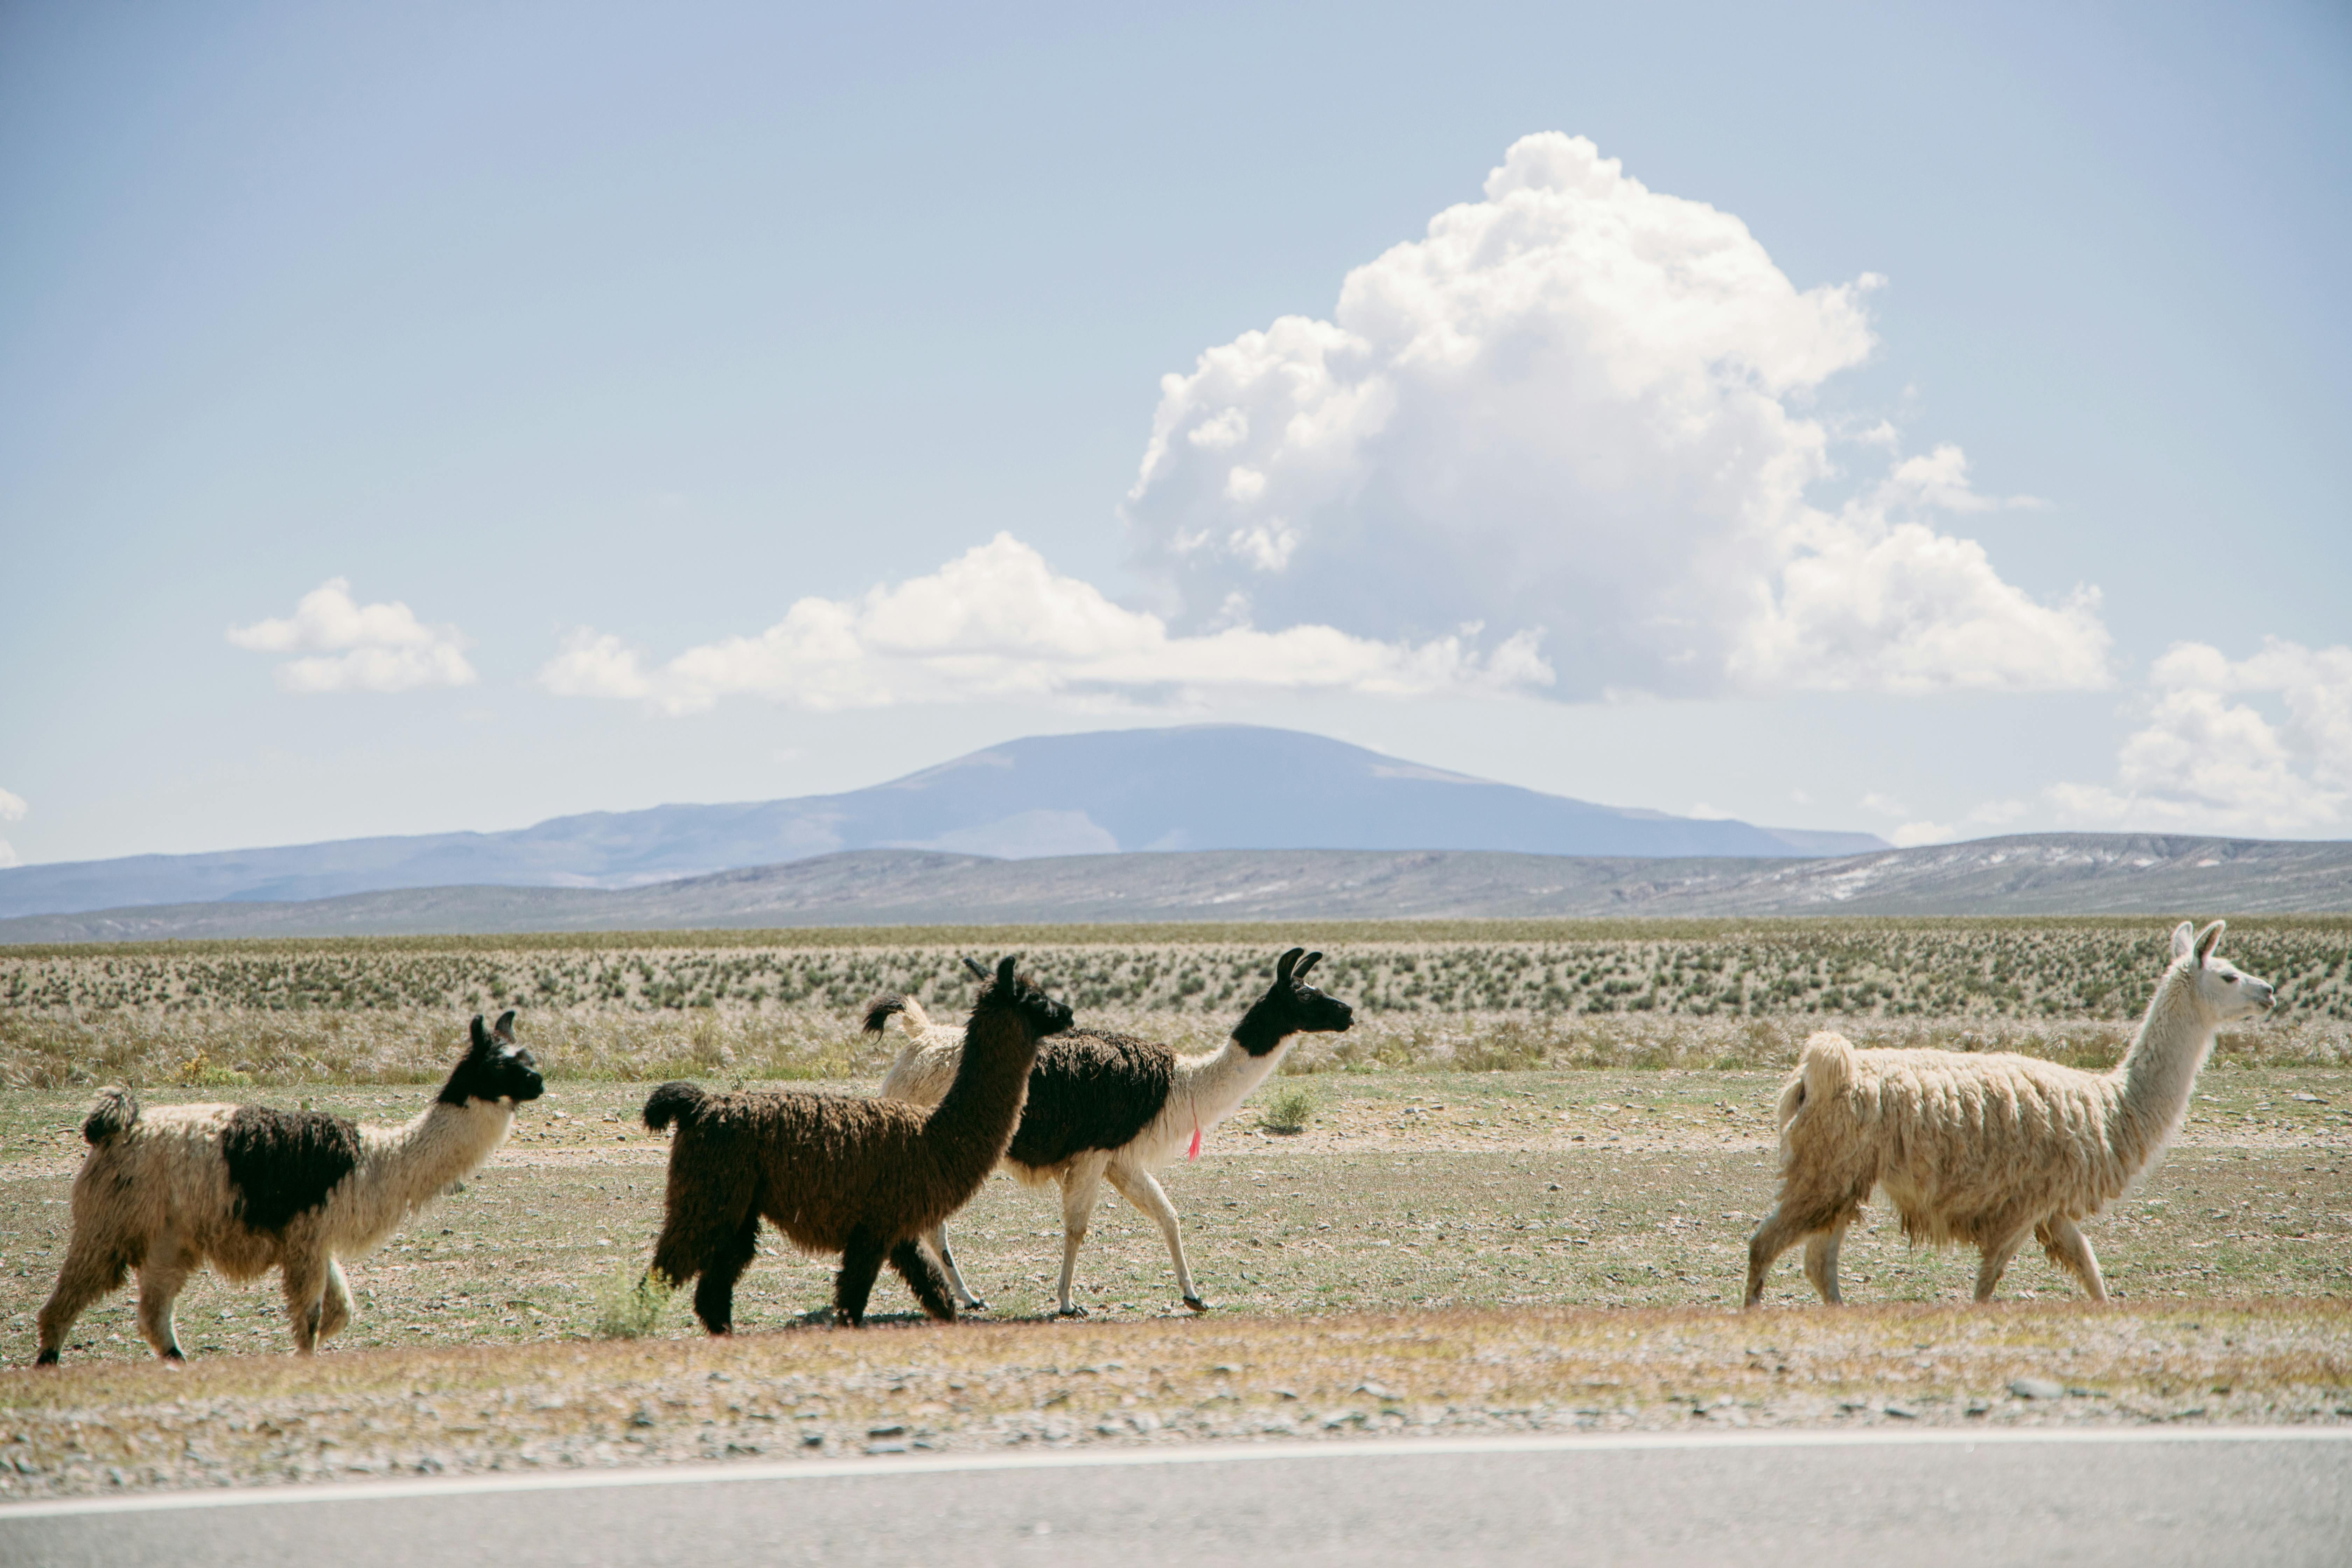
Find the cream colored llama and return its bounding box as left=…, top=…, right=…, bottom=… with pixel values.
left=35, top=1013, right=543, bottom=1364
left=1744, top=921, right=2273, bottom=1309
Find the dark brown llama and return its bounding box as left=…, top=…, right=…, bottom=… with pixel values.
left=642, top=955, right=1072, bottom=1330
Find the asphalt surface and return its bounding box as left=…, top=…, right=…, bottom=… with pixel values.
left=5, top=1428, right=2349, bottom=1567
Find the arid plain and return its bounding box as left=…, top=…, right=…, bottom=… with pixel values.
left=4, top=920, right=2347, bottom=1497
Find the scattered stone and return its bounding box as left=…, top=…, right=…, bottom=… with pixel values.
left=1881, top=1404, right=1917, bottom=1420
left=2010, top=1378, right=2065, bottom=1401
left=1965, top=1399, right=1991, bottom=1417
left=867, top=1424, right=906, bottom=1440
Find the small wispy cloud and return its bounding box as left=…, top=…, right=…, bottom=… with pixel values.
left=2048, top=638, right=2352, bottom=836
left=1882, top=799, right=2029, bottom=848
left=0, top=786, right=26, bottom=869
left=227, top=578, right=477, bottom=694
left=539, top=533, right=1553, bottom=715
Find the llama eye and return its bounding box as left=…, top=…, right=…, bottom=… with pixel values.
left=2222, top=974, right=2237, bottom=984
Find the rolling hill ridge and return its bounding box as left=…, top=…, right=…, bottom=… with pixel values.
left=4, top=833, right=2345, bottom=943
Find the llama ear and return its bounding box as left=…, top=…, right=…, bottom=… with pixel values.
left=493, top=1009, right=517, bottom=1041
left=1275, top=947, right=1305, bottom=983
left=962, top=956, right=990, bottom=982
left=996, top=955, right=1018, bottom=987
left=469, top=1014, right=490, bottom=1049
left=2171, top=921, right=2196, bottom=962
left=1295, top=951, right=1323, bottom=981
left=2195, top=920, right=2226, bottom=966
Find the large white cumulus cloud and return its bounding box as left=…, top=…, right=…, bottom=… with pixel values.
left=1123, top=133, right=2110, bottom=698
left=539, top=533, right=1550, bottom=715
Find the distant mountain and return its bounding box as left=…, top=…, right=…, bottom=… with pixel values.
left=5, top=834, right=2345, bottom=943
left=0, top=726, right=1886, bottom=919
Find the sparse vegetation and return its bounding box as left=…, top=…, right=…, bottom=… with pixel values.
left=1260, top=1082, right=1315, bottom=1134
left=5, top=918, right=2349, bottom=1088
left=593, top=1270, right=673, bottom=1341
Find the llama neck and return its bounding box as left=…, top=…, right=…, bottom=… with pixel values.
left=345, top=1099, right=516, bottom=1248
left=924, top=1016, right=1037, bottom=1185
left=2106, top=967, right=2217, bottom=1167
left=1174, top=1031, right=1297, bottom=1132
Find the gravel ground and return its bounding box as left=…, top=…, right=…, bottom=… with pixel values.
left=3, top=1066, right=2346, bottom=1500
left=4, top=1301, right=2350, bottom=1501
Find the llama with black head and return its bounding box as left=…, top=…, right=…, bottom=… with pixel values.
left=35, top=1011, right=544, bottom=1364
left=644, top=954, right=1073, bottom=1330
left=874, top=946, right=1353, bottom=1315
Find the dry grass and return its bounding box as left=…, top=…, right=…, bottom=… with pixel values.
left=8, top=919, right=2351, bottom=1091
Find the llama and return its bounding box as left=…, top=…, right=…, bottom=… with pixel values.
left=1744, top=921, right=2274, bottom=1309
left=643, top=954, right=1072, bottom=1331
left=874, top=946, right=1353, bottom=1315
left=35, top=1011, right=544, bottom=1365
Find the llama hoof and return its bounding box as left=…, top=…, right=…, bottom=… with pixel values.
left=962, top=1298, right=988, bottom=1313
left=163, top=1348, right=185, bottom=1365
left=1055, top=1305, right=1088, bottom=1319
left=1182, top=1295, right=1209, bottom=1312
left=34, top=1348, right=59, bottom=1368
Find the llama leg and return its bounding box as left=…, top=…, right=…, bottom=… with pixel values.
left=133, top=1245, right=196, bottom=1362
left=281, top=1254, right=329, bottom=1354
left=833, top=1227, right=889, bottom=1328
left=1107, top=1164, right=1204, bottom=1311
left=691, top=1212, right=762, bottom=1336
left=36, top=1232, right=132, bottom=1366
left=1801, top=1223, right=1849, bottom=1306
left=1052, top=1160, right=1108, bottom=1317
left=1973, top=1222, right=2034, bottom=1303
left=2037, top=1216, right=2109, bottom=1303
left=1744, top=1207, right=1814, bottom=1308
left=888, top=1239, right=958, bottom=1323
left=929, top=1224, right=985, bottom=1311
left=316, top=1259, right=355, bottom=1342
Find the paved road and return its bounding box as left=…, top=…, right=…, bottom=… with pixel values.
left=6, top=1428, right=2349, bottom=1567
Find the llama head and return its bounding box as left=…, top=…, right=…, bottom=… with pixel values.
left=1232, top=946, right=1355, bottom=1057
left=438, top=1009, right=547, bottom=1106
left=969, top=954, right=1074, bottom=1039
left=2168, top=920, right=2276, bottom=1022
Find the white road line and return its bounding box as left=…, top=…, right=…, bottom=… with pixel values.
left=4, top=1424, right=2347, bottom=1521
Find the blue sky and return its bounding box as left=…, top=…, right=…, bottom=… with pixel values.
left=2, top=1, right=2347, bottom=867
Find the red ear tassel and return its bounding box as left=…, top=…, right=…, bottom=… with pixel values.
left=1188, top=1121, right=1202, bottom=1161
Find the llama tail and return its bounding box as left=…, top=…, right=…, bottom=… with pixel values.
left=861, top=993, right=931, bottom=1035
left=81, top=1086, right=140, bottom=1145
left=643, top=1081, right=710, bottom=1133
left=1780, top=1031, right=1857, bottom=1132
